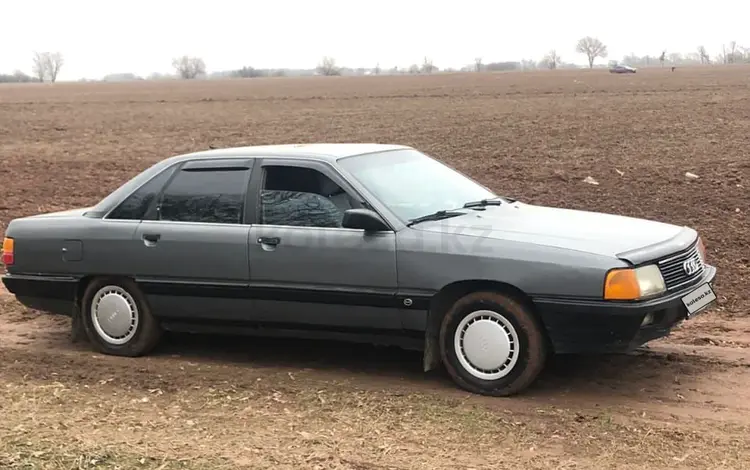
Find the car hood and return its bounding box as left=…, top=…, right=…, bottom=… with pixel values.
left=411, top=202, right=691, bottom=263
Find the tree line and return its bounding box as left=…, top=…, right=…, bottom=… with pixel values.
left=2, top=38, right=750, bottom=83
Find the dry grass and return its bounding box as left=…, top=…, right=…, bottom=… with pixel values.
left=1, top=66, right=749, bottom=469
left=0, top=441, right=226, bottom=470
left=1, top=345, right=748, bottom=469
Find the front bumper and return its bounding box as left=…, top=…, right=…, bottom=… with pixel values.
left=532, top=265, right=717, bottom=354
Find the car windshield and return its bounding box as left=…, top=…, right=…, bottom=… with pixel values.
left=337, top=149, right=497, bottom=222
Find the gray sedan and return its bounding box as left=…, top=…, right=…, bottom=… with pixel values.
left=1, top=144, right=717, bottom=396
left=610, top=64, right=637, bottom=73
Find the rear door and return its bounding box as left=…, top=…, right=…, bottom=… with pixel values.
left=131, top=158, right=255, bottom=321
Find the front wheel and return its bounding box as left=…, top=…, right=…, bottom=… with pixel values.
left=439, top=291, right=547, bottom=396
left=80, top=277, right=162, bottom=357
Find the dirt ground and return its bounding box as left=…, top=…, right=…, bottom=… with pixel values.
left=0, top=67, right=748, bottom=469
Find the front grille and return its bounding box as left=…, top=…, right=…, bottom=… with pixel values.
left=656, top=242, right=705, bottom=290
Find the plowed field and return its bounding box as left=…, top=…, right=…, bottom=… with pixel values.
left=1, top=67, right=748, bottom=469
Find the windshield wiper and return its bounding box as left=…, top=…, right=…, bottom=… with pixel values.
left=406, top=210, right=467, bottom=227
left=462, top=196, right=507, bottom=209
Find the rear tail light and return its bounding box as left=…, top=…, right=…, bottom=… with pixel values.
left=1, top=237, right=14, bottom=266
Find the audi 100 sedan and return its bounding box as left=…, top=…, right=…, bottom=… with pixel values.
left=610, top=64, right=637, bottom=73
left=1, top=143, right=717, bottom=396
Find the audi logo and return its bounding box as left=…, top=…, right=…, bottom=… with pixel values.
left=682, top=258, right=700, bottom=276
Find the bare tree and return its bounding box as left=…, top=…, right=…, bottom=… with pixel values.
left=697, top=45, right=710, bottom=64
left=32, top=53, right=45, bottom=82
left=575, top=37, right=607, bottom=68
left=233, top=66, right=263, bottom=78
left=47, top=52, right=64, bottom=82
left=32, top=52, right=48, bottom=82
left=659, top=50, right=666, bottom=66
left=316, top=56, right=340, bottom=76
left=421, top=57, right=436, bottom=74
left=542, top=50, right=560, bottom=69
left=172, top=56, right=206, bottom=79
left=724, top=41, right=748, bottom=64
left=520, top=59, right=537, bottom=71
left=474, top=57, right=483, bottom=72
left=728, top=41, right=737, bottom=63
left=32, top=51, right=64, bottom=83
left=719, top=44, right=729, bottom=64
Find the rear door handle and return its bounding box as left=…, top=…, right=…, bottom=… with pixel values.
left=257, top=236, right=280, bottom=246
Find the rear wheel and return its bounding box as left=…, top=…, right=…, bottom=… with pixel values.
left=439, top=291, right=547, bottom=396
left=80, top=277, right=162, bottom=357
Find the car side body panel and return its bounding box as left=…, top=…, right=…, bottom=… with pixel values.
left=131, top=220, right=252, bottom=322
left=1, top=144, right=718, bottom=359
left=7, top=216, right=141, bottom=278
left=3, top=216, right=141, bottom=317
left=394, top=228, right=623, bottom=299
left=246, top=225, right=402, bottom=329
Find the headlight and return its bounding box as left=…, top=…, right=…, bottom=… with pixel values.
left=603, top=264, right=666, bottom=300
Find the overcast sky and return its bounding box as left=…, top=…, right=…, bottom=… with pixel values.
left=2, top=0, right=748, bottom=80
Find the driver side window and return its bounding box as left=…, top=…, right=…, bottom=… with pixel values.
left=259, top=165, right=357, bottom=228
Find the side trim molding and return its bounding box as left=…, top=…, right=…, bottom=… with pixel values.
left=136, top=278, right=433, bottom=311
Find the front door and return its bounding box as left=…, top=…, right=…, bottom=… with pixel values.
left=246, top=159, right=401, bottom=330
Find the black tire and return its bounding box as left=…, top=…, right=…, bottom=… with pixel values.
left=439, top=291, right=547, bottom=396
left=80, top=277, right=162, bottom=357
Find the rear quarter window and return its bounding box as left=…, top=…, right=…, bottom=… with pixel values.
left=107, top=166, right=177, bottom=220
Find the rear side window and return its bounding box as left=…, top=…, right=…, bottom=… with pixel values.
left=107, top=166, right=177, bottom=220
left=157, top=168, right=250, bottom=224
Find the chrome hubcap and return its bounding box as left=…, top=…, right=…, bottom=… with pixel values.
left=91, top=285, right=138, bottom=345
left=454, top=309, right=520, bottom=380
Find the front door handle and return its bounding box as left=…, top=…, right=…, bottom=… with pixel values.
left=257, top=236, right=280, bottom=246
left=142, top=233, right=161, bottom=247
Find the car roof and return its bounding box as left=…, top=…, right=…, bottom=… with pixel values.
left=172, top=143, right=412, bottom=163
left=87, top=143, right=413, bottom=217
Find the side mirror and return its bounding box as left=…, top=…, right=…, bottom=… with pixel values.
left=342, top=208, right=389, bottom=232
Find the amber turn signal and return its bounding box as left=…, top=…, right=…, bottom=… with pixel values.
left=603, top=268, right=640, bottom=300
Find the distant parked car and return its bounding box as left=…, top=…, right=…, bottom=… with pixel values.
left=610, top=64, right=637, bottom=73
left=1, top=143, right=717, bottom=396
